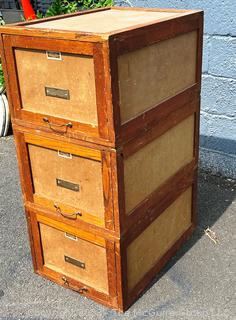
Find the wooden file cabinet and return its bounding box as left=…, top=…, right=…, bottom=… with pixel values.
left=0, top=7, right=203, bottom=311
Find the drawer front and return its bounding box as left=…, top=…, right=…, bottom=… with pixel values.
left=3, top=35, right=112, bottom=144
left=28, top=142, right=105, bottom=223
left=39, top=222, right=109, bottom=293
left=15, top=49, right=97, bottom=126
left=14, top=131, right=114, bottom=229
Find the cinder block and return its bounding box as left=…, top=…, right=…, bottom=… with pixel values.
left=130, top=0, right=236, bottom=36
left=128, top=0, right=236, bottom=176
left=201, top=75, right=236, bottom=117
left=200, top=111, right=236, bottom=141
left=202, top=35, right=210, bottom=73
left=208, top=36, right=236, bottom=78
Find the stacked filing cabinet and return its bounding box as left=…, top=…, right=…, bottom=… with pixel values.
left=0, top=7, right=203, bottom=311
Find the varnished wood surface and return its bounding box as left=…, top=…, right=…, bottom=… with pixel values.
left=28, top=9, right=181, bottom=33
left=0, top=7, right=202, bottom=39
left=33, top=194, right=105, bottom=227
left=14, top=129, right=117, bottom=231
left=125, top=224, right=195, bottom=310
left=25, top=133, right=102, bottom=161
left=15, top=49, right=97, bottom=125
left=127, top=188, right=192, bottom=290
left=26, top=202, right=118, bottom=241
left=118, top=31, right=197, bottom=124
left=124, top=115, right=195, bottom=213
left=123, top=162, right=197, bottom=236
left=1, top=7, right=203, bottom=312
left=40, top=223, right=109, bottom=293
left=37, top=213, right=106, bottom=247
left=26, top=208, right=120, bottom=310
left=1, top=9, right=203, bottom=147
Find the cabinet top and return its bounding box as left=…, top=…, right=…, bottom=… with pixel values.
left=0, top=7, right=202, bottom=39
left=28, top=8, right=184, bottom=34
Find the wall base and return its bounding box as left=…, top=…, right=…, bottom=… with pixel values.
left=199, top=147, right=236, bottom=179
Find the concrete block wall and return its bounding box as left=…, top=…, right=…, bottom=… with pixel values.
left=122, top=0, right=236, bottom=178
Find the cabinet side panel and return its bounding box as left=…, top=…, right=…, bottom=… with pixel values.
left=118, top=31, right=197, bottom=124
left=124, top=115, right=194, bottom=213
left=127, top=187, right=192, bottom=291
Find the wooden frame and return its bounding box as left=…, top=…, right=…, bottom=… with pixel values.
left=1, top=6, right=203, bottom=312
left=13, top=92, right=200, bottom=234
left=120, top=183, right=197, bottom=310
left=13, top=128, right=117, bottom=232
left=14, top=91, right=200, bottom=310
left=0, top=7, right=203, bottom=147
left=25, top=207, right=119, bottom=310
left=2, top=35, right=115, bottom=146
left=109, top=11, right=203, bottom=145
left=25, top=178, right=196, bottom=312
left=13, top=94, right=200, bottom=312
left=116, top=98, right=200, bottom=233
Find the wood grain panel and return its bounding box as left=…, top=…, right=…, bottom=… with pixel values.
left=25, top=133, right=101, bottom=161
left=28, top=9, right=179, bottom=33
left=0, top=7, right=203, bottom=312
left=37, top=213, right=105, bottom=247
left=40, top=223, right=109, bottom=293
left=118, top=31, right=197, bottom=123
left=124, top=115, right=194, bottom=213
left=28, top=144, right=104, bottom=218
left=15, top=49, right=97, bottom=125
left=33, top=194, right=104, bottom=227
left=127, top=187, right=192, bottom=291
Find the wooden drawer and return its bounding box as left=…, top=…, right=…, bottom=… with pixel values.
left=27, top=209, right=118, bottom=308
left=15, top=48, right=97, bottom=125
left=1, top=8, right=203, bottom=147
left=40, top=222, right=108, bottom=293
left=29, top=143, right=104, bottom=220
left=3, top=35, right=111, bottom=145
left=1, top=7, right=203, bottom=311
left=14, top=98, right=198, bottom=232
left=14, top=130, right=114, bottom=229
left=25, top=184, right=196, bottom=311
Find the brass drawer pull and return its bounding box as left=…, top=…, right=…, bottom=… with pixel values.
left=43, top=117, right=72, bottom=133
left=54, top=203, right=82, bottom=220
left=62, top=276, right=69, bottom=286
left=77, top=287, right=88, bottom=294
left=61, top=276, right=87, bottom=293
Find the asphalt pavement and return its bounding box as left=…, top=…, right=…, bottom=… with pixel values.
left=0, top=136, right=235, bottom=320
